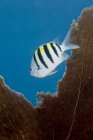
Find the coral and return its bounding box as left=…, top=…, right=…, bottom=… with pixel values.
left=36, top=7, right=93, bottom=140
left=0, top=6, right=93, bottom=140
left=0, top=78, right=38, bottom=140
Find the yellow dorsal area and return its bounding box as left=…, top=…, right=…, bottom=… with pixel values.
left=40, top=43, right=51, bottom=53
left=35, top=43, right=52, bottom=55
left=40, top=46, right=44, bottom=52
left=47, top=43, right=52, bottom=49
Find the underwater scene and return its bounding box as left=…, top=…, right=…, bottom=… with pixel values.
left=0, top=0, right=93, bottom=140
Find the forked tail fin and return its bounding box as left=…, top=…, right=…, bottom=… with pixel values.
left=61, top=27, right=80, bottom=52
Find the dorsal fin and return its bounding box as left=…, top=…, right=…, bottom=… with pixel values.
left=53, top=35, right=62, bottom=45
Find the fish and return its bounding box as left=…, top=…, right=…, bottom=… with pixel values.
left=30, top=28, right=80, bottom=78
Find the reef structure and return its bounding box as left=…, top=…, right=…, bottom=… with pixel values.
left=0, top=6, right=93, bottom=140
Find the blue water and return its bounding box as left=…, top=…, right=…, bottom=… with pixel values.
left=0, top=0, right=92, bottom=106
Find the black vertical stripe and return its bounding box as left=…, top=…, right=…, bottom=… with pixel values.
left=43, top=45, right=54, bottom=63
left=33, top=53, right=40, bottom=69
left=37, top=48, right=48, bottom=68
left=55, top=43, right=62, bottom=52
left=50, top=43, right=59, bottom=57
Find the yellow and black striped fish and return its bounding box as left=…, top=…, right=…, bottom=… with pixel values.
left=30, top=28, right=80, bottom=78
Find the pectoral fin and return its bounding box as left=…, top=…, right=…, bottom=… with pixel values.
left=48, top=70, right=58, bottom=76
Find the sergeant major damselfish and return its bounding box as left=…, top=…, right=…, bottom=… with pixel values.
left=30, top=27, right=80, bottom=78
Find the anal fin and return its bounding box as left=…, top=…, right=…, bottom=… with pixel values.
left=48, top=70, right=58, bottom=76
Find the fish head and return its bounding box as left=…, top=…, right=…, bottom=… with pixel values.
left=30, top=58, right=38, bottom=77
